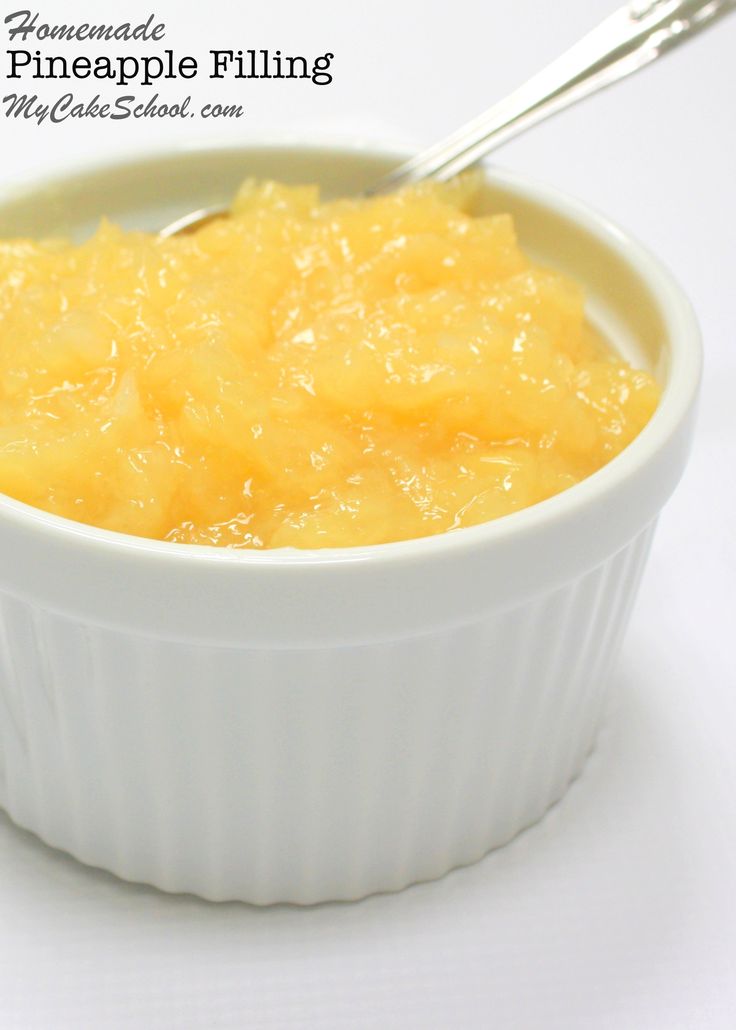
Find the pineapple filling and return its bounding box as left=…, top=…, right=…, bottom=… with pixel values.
left=0, top=177, right=659, bottom=548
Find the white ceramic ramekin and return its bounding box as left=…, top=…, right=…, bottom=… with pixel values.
left=0, top=143, right=701, bottom=904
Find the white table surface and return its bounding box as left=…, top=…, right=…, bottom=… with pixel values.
left=1, top=1, right=735, bottom=1026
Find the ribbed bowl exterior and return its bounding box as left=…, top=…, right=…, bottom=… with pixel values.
left=0, top=524, right=654, bottom=905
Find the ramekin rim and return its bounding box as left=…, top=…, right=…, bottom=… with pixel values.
left=0, top=139, right=703, bottom=568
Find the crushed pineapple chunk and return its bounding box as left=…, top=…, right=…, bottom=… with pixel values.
left=0, top=178, right=659, bottom=548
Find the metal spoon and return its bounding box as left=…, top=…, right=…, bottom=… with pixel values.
left=160, top=0, right=734, bottom=238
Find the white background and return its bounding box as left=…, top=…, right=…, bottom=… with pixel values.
left=1, top=1, right=735, bottom=1026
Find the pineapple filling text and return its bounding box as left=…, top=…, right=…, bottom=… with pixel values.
left=0, top=177, right=660, bottom=548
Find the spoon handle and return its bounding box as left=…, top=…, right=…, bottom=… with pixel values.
left=369, top=0, right=735, bottom=193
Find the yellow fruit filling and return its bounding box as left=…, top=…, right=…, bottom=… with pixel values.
left=0, top=177, right=659, bottom=548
